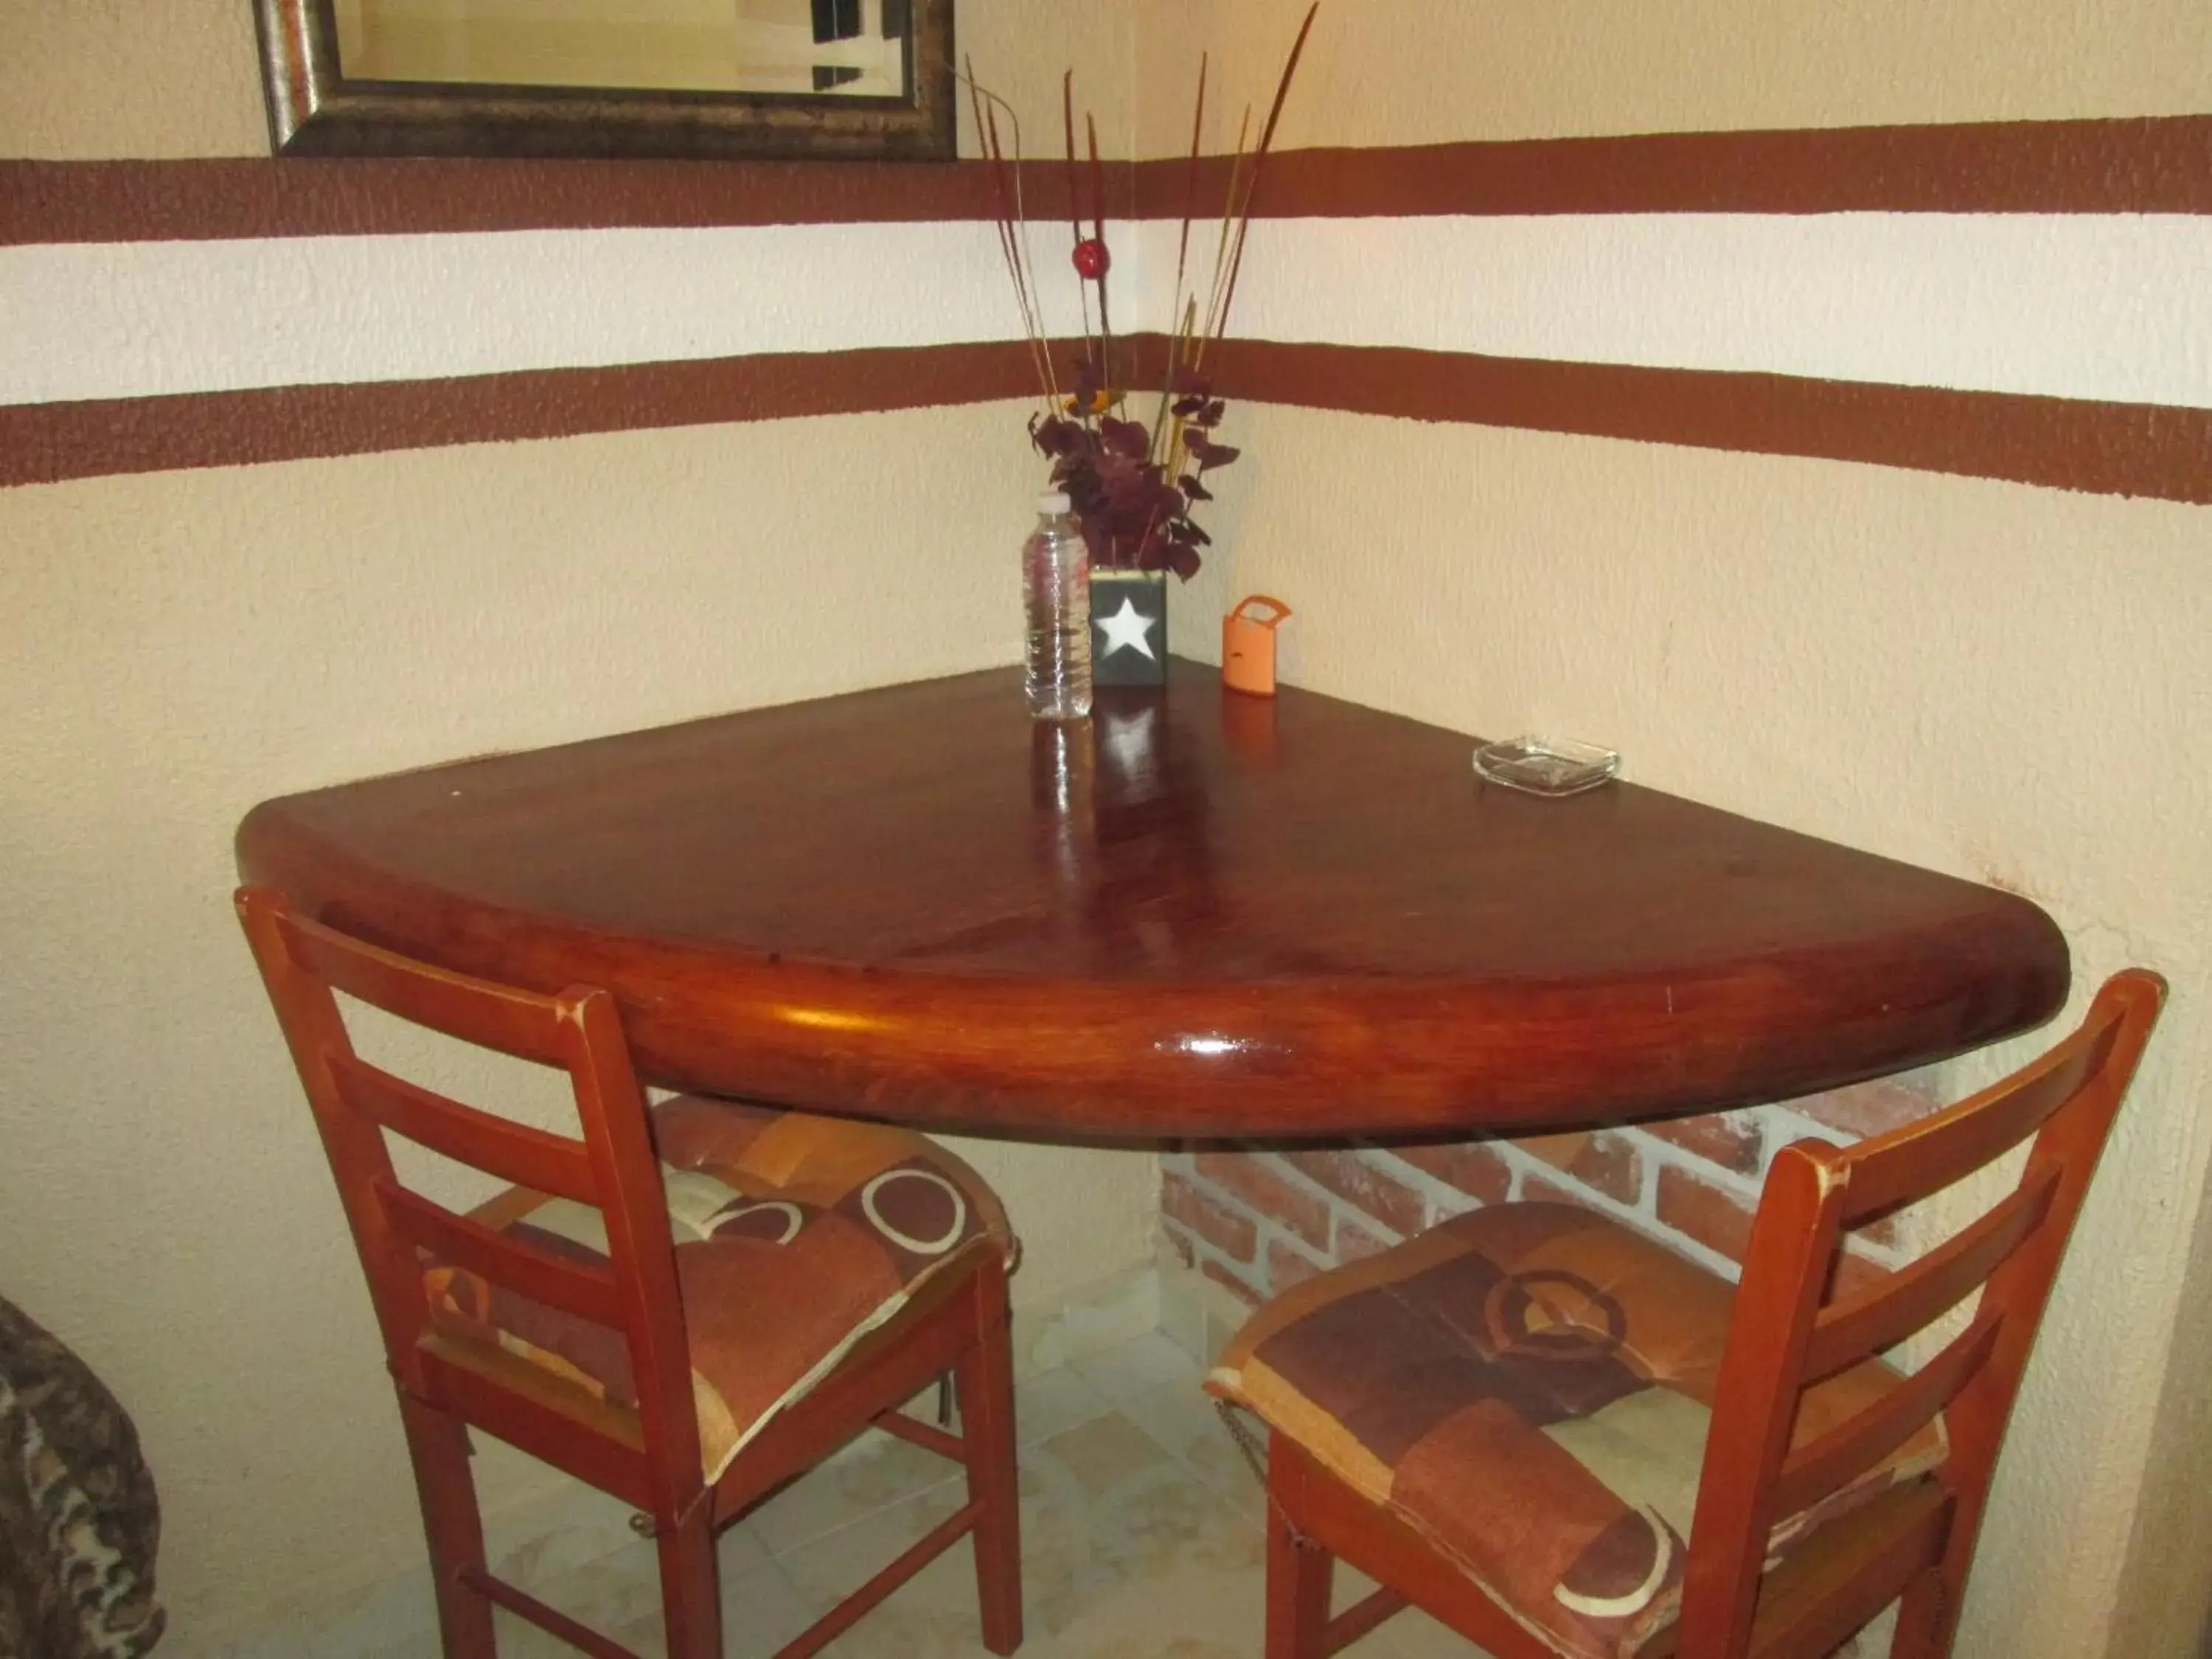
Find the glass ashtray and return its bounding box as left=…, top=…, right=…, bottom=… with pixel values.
left=1472, top=736, right=1621, bottom=797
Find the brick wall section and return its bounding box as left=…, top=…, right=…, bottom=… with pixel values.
left=1159, top=1081, right=1937, bottom=1305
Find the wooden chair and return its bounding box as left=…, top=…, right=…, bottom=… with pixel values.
left=1212, top=970, right=2164, bottom=1659
left=237, top=886, right=1023, bottom=1659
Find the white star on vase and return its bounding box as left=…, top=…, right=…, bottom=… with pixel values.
left=1096, top=597, right=1159, bottom=661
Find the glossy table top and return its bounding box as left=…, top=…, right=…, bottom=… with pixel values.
left=236, top=661, right=2069, bottom=1138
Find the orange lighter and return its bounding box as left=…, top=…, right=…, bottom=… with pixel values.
left=1222, top=594, right=1292, bottom=696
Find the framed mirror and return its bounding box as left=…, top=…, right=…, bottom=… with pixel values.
left=254, top=0, right=957, bottom=161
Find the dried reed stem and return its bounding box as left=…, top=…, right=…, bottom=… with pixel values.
left=962, top=58, right=1056, bottom=409
left=1213, top=2, right=1319, bottom=345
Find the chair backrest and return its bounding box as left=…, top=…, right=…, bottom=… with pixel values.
left=1674, top=970, right=2165, bottom=1659
left=235, top=886, right=701, bottom=1509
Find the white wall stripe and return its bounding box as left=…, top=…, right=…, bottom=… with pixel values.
left=4, top=213, right=2208, bottom=411
left=1194, top=215, right=2212, bottom=411
left=0, top=220, right=1100, bottom=407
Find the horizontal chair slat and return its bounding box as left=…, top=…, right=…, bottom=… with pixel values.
left=379, top=1178, right=625, bottom=1329
left=1746, top=1480, right=1952, bottom=1659
left=276, top=908, right=575, bottom=1068
left=1837, top=1017, right=2112, bottom=1222
left=1774, top=1311, right=1997, bottom=1519
left=1805, top=1167, right=2056, bottom=1382
left=416, top=1335, right=653, bottom=1506
left=333, top=1051, right=598, bottom=1204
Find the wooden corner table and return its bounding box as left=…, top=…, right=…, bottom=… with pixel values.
left=235, top=661, right=2067, bottom=1141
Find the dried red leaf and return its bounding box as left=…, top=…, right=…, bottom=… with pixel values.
left=1099, top=416, right=1150, bottom=459
left=1031, top=414, right=1085, bottom=459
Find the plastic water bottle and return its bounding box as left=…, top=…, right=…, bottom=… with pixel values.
left=1022, top=492, right=1092, bottom=720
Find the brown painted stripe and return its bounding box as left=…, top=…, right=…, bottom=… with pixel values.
left=1202, top=340, right=2212, bottom=506
left=0, top=156, right=1101, bottom=245
left=6, top=116, right=2206, bottom=245
left=0, top=340, right=1047, bottom=487
left=1150, top=116, right=2212, bottom=219
left=7, top=334, right=2204, bottom=504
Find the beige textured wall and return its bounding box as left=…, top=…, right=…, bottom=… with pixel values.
left=2113, top=1147, right=2212, bottom=1658
left=1132, top=0, right=2212, bottom=150
left=0, top=0, right=1156, bottom=1641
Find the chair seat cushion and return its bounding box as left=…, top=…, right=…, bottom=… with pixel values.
left=1208, top=1203, right=1945, bottom=1659
left=424, top=1096, right=1015, bottom=1482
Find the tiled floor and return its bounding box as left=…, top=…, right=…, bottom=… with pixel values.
left=312, top=1329, right=1483, bottom=1659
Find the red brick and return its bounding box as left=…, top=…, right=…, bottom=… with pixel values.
left=1194, top=1151, right=1331, bottom=1248
left=1267, top=1239, right=1324, bottom=1294
left=1610, top=1169, right=1899, bottom=1298
left=1283, top=1148, right=1426, bottom=1239
left=1656, top=1165, right=1756, bottom=1263
left=1515, top=1130, right=1644, bottom=1205
left=1639, top=1113, right=1763, bottom=1175
left=1794, top=1079, right=1939, bottom=1140
left=1521, top=1173, right=1601, bottom=1211
left=1394, top=1141, right=1511, bottom=1206
left=1201, top=1257, right=1262, bottom=1307
left=1162, top=1172, right=1257, bottom=1263
left=1337, top=1218, right=1393, bottom=1263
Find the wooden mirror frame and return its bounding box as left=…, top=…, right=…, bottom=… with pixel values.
left=253, top=0, right=959, bottom=161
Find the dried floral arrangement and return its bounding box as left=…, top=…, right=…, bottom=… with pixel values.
left=967, top=7, right=1318, bottom=580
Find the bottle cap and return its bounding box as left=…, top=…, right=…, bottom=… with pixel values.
left=1038, top=491, right=1072, bottom=514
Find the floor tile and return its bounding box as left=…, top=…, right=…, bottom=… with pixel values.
left=1033, top=1410, right=1175, bottom=1498
left=195, top=1341, right=1412, bottom=1659
left=720, top=1559, right=824, bottom=1658
left=485, top=1544, right=816, bottom=1659
left=1068, top=1330, right=1203, bottom=1402
left=776, top=1481, right=982, bottom=1655
left=285, top=1565, right=438, bottom=1659
left=1010, top=1360, right=1113, bottom=1446
left=1018, top=1411, right=1265, bottom=1644
left=489, top=1482, right=655, bottom=1592
left=1116, top=1377, right=1267, bottom=1519
left=745, top=1429, right=966, bottom=1558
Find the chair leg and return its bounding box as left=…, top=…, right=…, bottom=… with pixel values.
left=1265, top=1458, right=1332, bottom=1659
left=954, top=1256, right=1024, bottom=1655
left=656, top=1502, right=723, bottom=1659
left=1889, top=1568, right=1954, bottom=1659
left=396, top=1391, right=498, bottom=1659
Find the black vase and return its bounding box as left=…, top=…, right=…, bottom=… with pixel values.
left=1090, top=568, right=1169, bottom=686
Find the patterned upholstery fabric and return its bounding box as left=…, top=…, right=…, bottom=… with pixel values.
left=0, top=1295, right=164, bottom=1659
left=426, top=1096, right=1015, bottom=1483
left=1209, top=1203, right=1945, bottom=1659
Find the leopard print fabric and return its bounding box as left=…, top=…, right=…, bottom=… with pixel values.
left=0, top=1295, right=164, bottom=1659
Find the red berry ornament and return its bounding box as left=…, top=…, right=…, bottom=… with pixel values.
left=1072, top=238, right=1111, bottom=280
